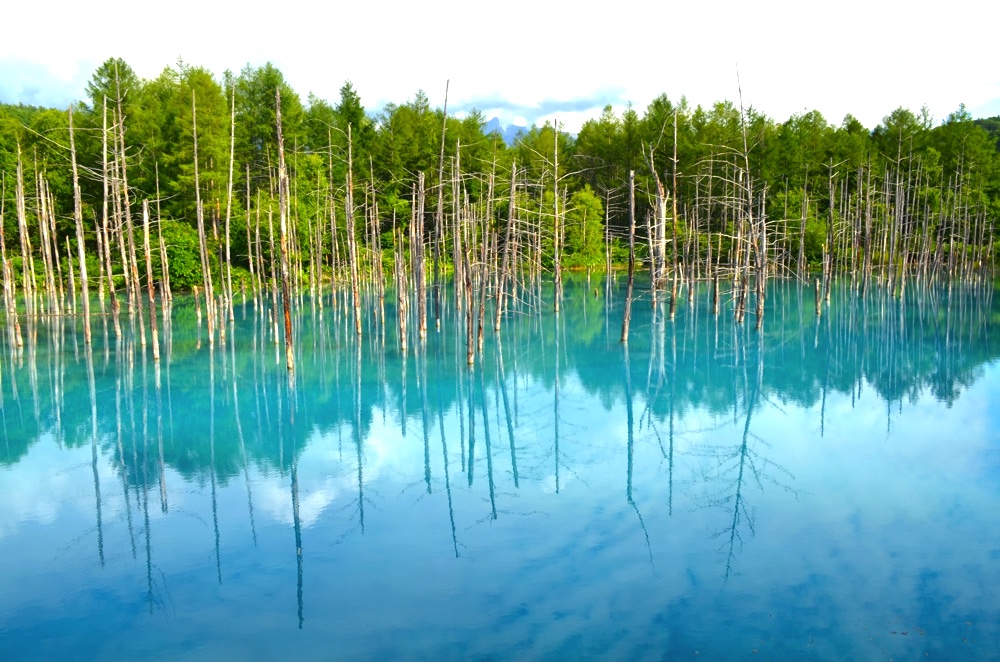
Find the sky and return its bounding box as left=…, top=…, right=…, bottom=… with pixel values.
left=1, top=0, right=998, bottom=135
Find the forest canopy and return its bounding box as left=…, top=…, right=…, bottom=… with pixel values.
left=1, top=57, right=999, bottom=291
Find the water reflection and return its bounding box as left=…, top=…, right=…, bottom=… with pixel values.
left=2, top=279, right=998, bottom=528
left=1, top=277, right=999, bottom=658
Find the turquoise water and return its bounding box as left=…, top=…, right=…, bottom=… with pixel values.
left=2, top=278, right=1000, bottom=660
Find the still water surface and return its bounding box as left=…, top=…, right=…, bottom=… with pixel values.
left=2, top=279, right=999, bottom=660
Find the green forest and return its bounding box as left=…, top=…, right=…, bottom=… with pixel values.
left=2, top=56, right=999, bottom=298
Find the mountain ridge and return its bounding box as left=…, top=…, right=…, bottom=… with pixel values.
left=483, top=116, right=529, bottom=145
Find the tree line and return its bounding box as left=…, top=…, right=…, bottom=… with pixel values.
left=1, top=56, right=998, bottom=299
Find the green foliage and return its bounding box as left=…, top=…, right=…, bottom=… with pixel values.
left=372, top=91, right=440, bottom=193
left=563, top=185, right=605, bottom=268
left=514, top=121, right=575, bottom=186
left=84, top=58, right=140, bottom=116
left=974, top=116, right=1000, bottom=150
left=235, top=62, right=305, bottom=190
left=160, top=220, right=204, bottom=289
left=2, top=56, right=1000, bottom=295
left=873, top=107, right=927, bottom=158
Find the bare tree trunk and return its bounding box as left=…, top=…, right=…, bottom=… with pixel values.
left=395, top=211, right=408, bottom=355
left=706, top=161, right=715, bottom=281
left=643, top=144, right=667, bottom=304
left=0, top=171, right=20, bottom=345
left=15, top=145, right=35, bottom=314
left=824, top=162, right=836, bottom=303
left=477, top=163, right=495, bottom=352
left=326, top=150, right=339, bottom=309
left=154, top=164, right=171, bottom=305
left=66, top=237, right=77, bottom=314
left=670, top=110, right=680, bottom=319
left=276, top=88, right=295, bottom=372
left=370, top=182, right=386, bottom=345
left=553, top=121, right=562, bottom=314
left=464, top=238, right=474, bottom=367
left=646, top=210, right=657, bottom=309
left=245, top=166, right=257, bottom=308
left=621, top=171, right=636, bottom=343
left=755, top=187, right=767, bottom=331
left=99, top=99, right=121, bottom=337
left=115, top=68, right=138, bottom=314
left=799, top=173, right=809, bottom=280
left=37, top=175, right=59, bottom=316
left=414, top=173, right=427, bottom=340
left=712, top=273, right=720, bottom=316
left=346, top=124, right=361, bottom=338
left=192, top=90, right=215, bottom=345
left=604, top=188, right=613, bottom=297
left=48, top=185, right=64, bottom=309
left=123, top=171, right=146, bottom=348
left=255, top=198, right=266, bottom=309
left=69, top=106, right=91, bottom=345
left=94, top=208, right=106, bottom=313
left=861, top=164, right=873, bottom=298
left=433, top=81, right=449, bottom=330
left=143, top=200, right=160, bottom=361
left=267, top=206, right=278, bottom=341
left=814, top=278, right=822, bottom=316
left=158, top=223, right=170, bottom=301
left=224, top=84, right=236, bottom=323
left=452, top=147, right=464, bottom=316
left=495, top=162, right=516, bottom=333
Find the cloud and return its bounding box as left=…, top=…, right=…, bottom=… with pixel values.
left=0, top=0, right=997, bottom=131
left=0, top=61, right=93, bottom=108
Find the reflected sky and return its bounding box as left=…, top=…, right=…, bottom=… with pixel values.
left=1, top=278, right=999, bottom=659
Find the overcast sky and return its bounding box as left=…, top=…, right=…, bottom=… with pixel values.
left=1, top=0, right=998, bottom=134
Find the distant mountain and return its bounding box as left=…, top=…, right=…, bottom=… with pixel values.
left=484, top=117, right=529, bottom=146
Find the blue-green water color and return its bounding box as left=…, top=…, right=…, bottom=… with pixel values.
left=2, top=277, right=1000, bottom=660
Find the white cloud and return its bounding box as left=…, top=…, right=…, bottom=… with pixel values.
left=1, top=1, right=997, bottom=130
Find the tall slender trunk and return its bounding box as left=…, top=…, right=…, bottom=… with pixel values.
left=346, top=124, right=361, bottom=337
left=192, top=90, right=215, bottom=344
left=433, top=81, right=449, bottom=329
left=67, top=237, right=77, bottom=313
left=155, top=166, right=171, bottom=303
left=14, top=145, right=34, bottom=319
left=143, top=200, right=159, bottom=361
left=100, top=100, right=121, bottom=337
left=123, top=169, right=146, bottom=348
left=224, top=84, right=236, bottom=322
left=670, top=110, right=680, bottom=317
left=553, top=121, right=562, bottom=313
left=276, top=88, right=295, bottom=372
left=414, top=173, right=427, bottom=340
left=495, top=162, right=517, bottom=333
left=69, top=106, right=91, bottom=344
left=115, top=67, right=137, bottom=312
left=621, top=171, right=636, bottom=343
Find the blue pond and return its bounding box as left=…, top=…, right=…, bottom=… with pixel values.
left=2, top=277, right=1000, bottom=660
